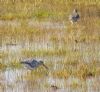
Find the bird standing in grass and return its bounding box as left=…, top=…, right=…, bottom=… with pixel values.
left=20, top=59, right=48, bottom=70
left=69, top=9, right=80, bottom=24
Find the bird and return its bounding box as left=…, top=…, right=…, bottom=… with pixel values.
left=69, top=9, right=80, bottom=24
left=20, top=59, right=48, bottom=70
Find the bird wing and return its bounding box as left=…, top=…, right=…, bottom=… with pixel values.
left=75, top=14, right=80, bottom=19
left=20, top=59, right=39, bottom=68
left=31, top=59, right=39, bottom=67
left=20, top=60, right=36, bottom=69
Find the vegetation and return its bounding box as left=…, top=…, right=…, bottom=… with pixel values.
left=0, top=0, right=100, bottom=20
left=0, top=0, right=100, bottom=91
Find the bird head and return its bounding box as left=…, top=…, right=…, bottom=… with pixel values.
left=39, top=61, right=48, bottom=69
left=73, top=9, right=78, bottom=13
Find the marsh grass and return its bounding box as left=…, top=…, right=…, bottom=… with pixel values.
left=0, top=51, right=9, bottom=59
left=0, top=0, right=99, bottom=20
left=49, top=60, right=100, bottom=80
left=23, top=66, right=49, bottom=82
left=0, top=63, right=7, bottom=71
left=52, top=69, right=70, bottom=79
left=69, top=78, right=83, bottom=89
left=21, top=48, right=67, bottom=57
left=1, top=24, right=100, bottom=80
left=0, top=0, right=100, bottom=91
left=8, top=59, right=22, bottom=69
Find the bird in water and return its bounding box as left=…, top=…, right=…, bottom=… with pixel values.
left=20, top=59, right=48, bottom=70
left=69, top=9, right=80, bottom=24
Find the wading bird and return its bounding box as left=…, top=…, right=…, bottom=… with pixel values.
left=20, top=59, right=48, bottom=70
left=69, top=9, right=80, bottom=24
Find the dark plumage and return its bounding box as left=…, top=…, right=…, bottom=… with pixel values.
left=20, top=59, right=48, bottom=70
left=51, top=85, right=59, bottom=91
left=69, top=9, right=80, bottom=24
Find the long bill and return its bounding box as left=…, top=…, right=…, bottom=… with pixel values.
left=42, top=64, right=48, bottom=69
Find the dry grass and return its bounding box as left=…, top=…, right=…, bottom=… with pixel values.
left=0, top=0, right=100, bottom=91
left=0, top=0, right=100, bottom=20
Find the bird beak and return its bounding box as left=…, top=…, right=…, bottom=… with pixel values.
left=42, top=64, right=48, bottom=69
